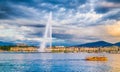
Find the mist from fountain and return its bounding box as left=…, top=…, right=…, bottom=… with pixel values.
left=38, top=12, right=52, bottom=52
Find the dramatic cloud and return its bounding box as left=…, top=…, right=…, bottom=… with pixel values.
left=0, top=0, right=120, bottom=46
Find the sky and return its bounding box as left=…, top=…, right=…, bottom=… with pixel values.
left=0, top=0, right=120, bottom=46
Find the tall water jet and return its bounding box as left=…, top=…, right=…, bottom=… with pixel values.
left=38, top=12, right=52, bottom=52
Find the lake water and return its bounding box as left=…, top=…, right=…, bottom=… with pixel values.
left=0, top=53, right=120, bottom=72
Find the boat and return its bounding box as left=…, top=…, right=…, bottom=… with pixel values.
left=85, top=56, right=108, bottom=61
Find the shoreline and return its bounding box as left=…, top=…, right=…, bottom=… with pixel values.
left=0, top=45, right=120, bottom=54
left=0, top=51, right=120, bottom=54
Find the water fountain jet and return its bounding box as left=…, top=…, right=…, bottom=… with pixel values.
left=38, top=12, right=52, bottom=52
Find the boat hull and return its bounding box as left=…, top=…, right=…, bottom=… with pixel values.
left=85, top=56, right=108, bottom=61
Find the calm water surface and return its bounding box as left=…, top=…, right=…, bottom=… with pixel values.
left=0, top=53, right=120, bottom=72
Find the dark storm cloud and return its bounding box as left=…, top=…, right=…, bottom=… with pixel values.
left=24, top=24, right=45, bottom=28
left=52, top=33, right=73, bottom=39
left=102, top=10, right=120, bottom=21
left=0, top=1, right=11, bottom=19
left=0, top=0, right=87, bottom=19
left=80, top=36, right=100, bottom=41
left=105, top=12, right=120, bottom=20
left=29, top=32, right=43, bottom=37
left=45, top=0, right=86, bottom=8
left=95, top=7, right=110, bottom=13
left=9, top=0, right=35, bottom=4
left=107, top=0, right=120, bottom=3
left=95, top=0, right=120, bottom=14
left=0, top=1, right=31, bottom=19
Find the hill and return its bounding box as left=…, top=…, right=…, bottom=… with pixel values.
left=0, top=41, right=16, bottom=46
left=114, top=42, right=120, bottom=46
left=74, top=41, right=113, bottom=47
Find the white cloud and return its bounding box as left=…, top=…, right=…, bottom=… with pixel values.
left=0, top=0, right=119, bottom=45
left=0, top=25, right=5, bottom=29
left=99, top=1, right=120, bottom=8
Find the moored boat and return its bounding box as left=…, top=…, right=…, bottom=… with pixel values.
left=85, top=56, right=108, bottom=61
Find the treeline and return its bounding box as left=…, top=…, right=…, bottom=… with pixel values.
left=0, top=45, right=36, bottom=51
left=0, top=46, right=15, bottom=51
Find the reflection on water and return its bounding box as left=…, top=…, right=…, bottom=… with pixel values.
left=0, top=53, right=120, bottom=72
left=109, top=54, right=120, bottom=72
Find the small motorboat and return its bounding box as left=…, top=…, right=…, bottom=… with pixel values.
left=85, top=56, right=108, bottom=61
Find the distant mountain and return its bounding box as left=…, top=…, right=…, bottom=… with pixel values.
left=0, top=40, right=120, bottom=47
left=114, top=42, right=120, bottom=46
left=0, top=41, right=16, bottom=46
left=74, top=41, right=113, bottom=47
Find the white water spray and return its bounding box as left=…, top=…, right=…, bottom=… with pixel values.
left=38, top=12, right=52, bottom=52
